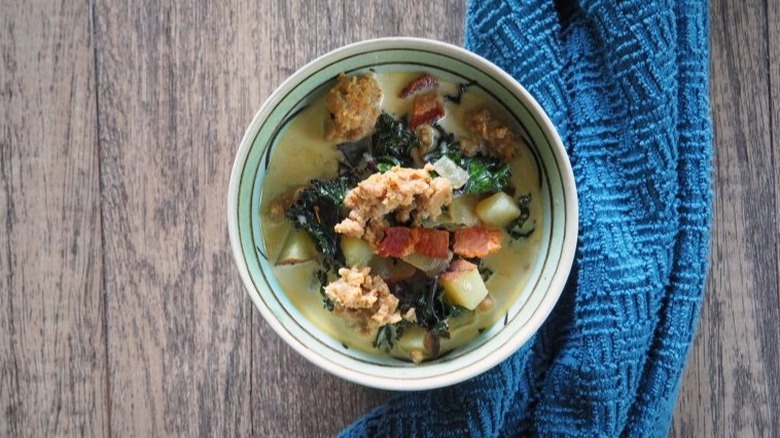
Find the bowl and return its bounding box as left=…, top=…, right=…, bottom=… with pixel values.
left=227, top=37, right=578, bottom=391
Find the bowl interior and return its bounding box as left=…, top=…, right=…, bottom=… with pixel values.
left=228, top=39, right=576, bottom=390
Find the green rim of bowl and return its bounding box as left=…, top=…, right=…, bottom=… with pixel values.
left=227, top=37, right=578, bottom=391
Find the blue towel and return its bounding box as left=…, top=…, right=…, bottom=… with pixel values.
left=340, top=0, right=712, bottom=436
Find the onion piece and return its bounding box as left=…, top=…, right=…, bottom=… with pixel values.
left=432, top=156, right=469, bottom=189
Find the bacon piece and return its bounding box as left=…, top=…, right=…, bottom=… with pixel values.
left=452, top=226, right=502, bottom=258
left=377, top=227, right=418, bottom=258
left=409, top=91, right=445, bottom=130
left=377, top=226, right=451, bottom=259
left=412, top=228, right=450, bottom=259
left=399, top=73, right=440, bottom=98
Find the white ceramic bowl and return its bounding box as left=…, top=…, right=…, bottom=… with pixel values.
left=228, top=37, right=578, bottom=391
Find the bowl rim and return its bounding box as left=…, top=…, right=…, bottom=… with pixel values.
left=227, top=37, right=578, bottom=391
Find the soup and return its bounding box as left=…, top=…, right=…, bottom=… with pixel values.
left=259, top=70, right=543, bottom=363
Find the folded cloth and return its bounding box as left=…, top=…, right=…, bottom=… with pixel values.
left=339, top=0, right=712, bottom=436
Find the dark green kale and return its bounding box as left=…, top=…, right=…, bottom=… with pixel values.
left=373, top=324, right=403, bottom=351
left=422, top=123, right=457, bottom=163
left=444, top=79, right=477, bottom=105
left=372, top=112, right=419, bottom=167
left=478, top=264, right=494, bottom=282
left=506, top=194, right=535, bottom=239
left=336, top=137, right=372, bottom=182
left=458, top=156, right=511, bottom=195
left=391, top=276, right=467, bottom=340
left=443, top=79, right=477, bottom=104
left=375, top=156, right=402, bottom=173
left=336, top=137, right=371, bottom=167
left=429, top=292, right=468, bottom=337
left=336, top=113, right=419, bottom=178
left=285, top=177, right=351, bottom=263
left=424, top=123, right=512, bottom=195
left=314, top=269, right=335, bottom=311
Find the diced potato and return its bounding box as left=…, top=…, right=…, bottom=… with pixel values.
left=397, top=326, right=426, bottom=351
left=440, top=265, right=489, bottom=310
left=276, top=229, right=318, bottom=265
left=341, top=236, right=374, bottom=267
left=396, top=326, right=431, bottom=364
left=448, top=194, right=480, bottom=226
left=402, top=251, right=452, bottom=276
left=475, top=192, right=522, bottom=227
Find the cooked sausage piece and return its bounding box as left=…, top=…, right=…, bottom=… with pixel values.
left=334, top=164, right=453, bottom=246
left=325, top=73, right=383, bottom=142
left=323, top=266, right=402, bottom=334
left=463, top=108, right=519, bottom=161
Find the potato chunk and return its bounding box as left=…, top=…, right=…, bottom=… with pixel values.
left=439, top=259, right=489, bottom=310
left=341, top=236, right=374, bottom=267
left=475, top=191, right=522, bottom=227
left=276, top=229, right=318, bottom=265
left=448, top=195, right=480, bottom=226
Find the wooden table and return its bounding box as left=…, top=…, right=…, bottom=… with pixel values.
left=2, top=1, right=777, bottom=436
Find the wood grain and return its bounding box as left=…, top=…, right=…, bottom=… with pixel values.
left=769, top=0, right=780, bottom=317
left=0, top=1, right=107, bottom=436
left=93, top=1, right=254, bottom=436
left=670, top=0, right=780, bottom=437
left=2, top=0, right=779, bottom=436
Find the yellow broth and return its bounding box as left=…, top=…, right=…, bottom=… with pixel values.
left=259, top=71, right=544, bottom=360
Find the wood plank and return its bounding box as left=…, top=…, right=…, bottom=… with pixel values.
left=245, top=1, right=465, bottom=435
left=0, top=1, right=107, bottom=437
left=768, top=0, right=780, bottom=432
left=670, top=0, right=780, bottom=436
left=93, top=2, right=253, bottom=435
left=769, top=0, right=780, bottom=324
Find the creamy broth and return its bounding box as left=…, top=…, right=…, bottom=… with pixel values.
left=260, top=71, right=543, bottom=360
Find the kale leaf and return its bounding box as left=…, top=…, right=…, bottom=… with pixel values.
left=372, top=112, right=419, bottom=167
left=285, top=177, right=351, bottom=262
left=506, top=194, right=535, bottom=239
left=391, top=276, right=467, bottom=340
left=336, top=137, right=373, bottom=182
left=336, top=137, right=371, bottom=168
left=478, top=264, right=494, bottom=282
left=458, top=156, right=511, bottom=194
left=373, top=324, right=403, bottom=352
left=443, top=80, right=477, bottom=104
left=314, top=269, right=335, bottom=311
left=336, top=113, right=418, bottom=179
left=424, top=123, right=512, bottom=194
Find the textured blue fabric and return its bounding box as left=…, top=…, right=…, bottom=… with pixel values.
left=339, top=0, right=712, bottom=436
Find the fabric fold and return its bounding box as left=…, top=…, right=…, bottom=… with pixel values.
left=340, top=0, right=712, bottom=436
